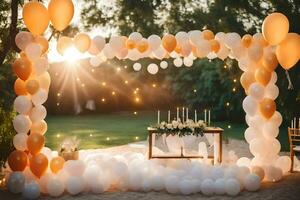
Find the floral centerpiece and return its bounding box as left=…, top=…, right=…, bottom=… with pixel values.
left=58, top=137, right=80, bottom=161
left=151, top=119, right=206, bottom=137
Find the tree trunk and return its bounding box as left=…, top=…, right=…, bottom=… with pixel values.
left=0, top=0, right=19, bottom=66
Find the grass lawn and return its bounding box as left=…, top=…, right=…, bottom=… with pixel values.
left=45, top=111, right=289, bottom=151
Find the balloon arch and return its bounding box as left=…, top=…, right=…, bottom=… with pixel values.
left=7, top=0, right=300, bottom=198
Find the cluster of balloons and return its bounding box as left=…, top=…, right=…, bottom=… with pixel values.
left=7, top=151, right=263, bottom=198
left=23, top=0, right=74, bottom=35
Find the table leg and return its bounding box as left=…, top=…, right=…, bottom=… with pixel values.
left=219, top=133, right=222, bottom=163
left=213, top=133, right=219, bottom=165
left=149, top=133, right=152, bottom=160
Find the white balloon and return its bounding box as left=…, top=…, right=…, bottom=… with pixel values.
left=64, top=160, right=86, bottom=177
left=32, top=89, right=48, bottom=106
left=195, top=40, right=210, bottom=57
left=22, top=182, right=40, bottom=200
left=264, top=166, right=283, bottom=182
left=148, top=35, right=161, bottom=51
left=29, top=105, right=47, bottom=123
left=211, top=166, right=224, bottom=180
left=244, top=174, right=261, bottom=191
left=249, top=138, right=268, bottom=157
left=133, top=63, right=142, bottom=71
left=225, top=178, right=240, bottom=196
left=183, top=57, right=193, bottom=67
left=13, top=114, right=31, bottom=134
left=92, top=36, right=106, bottom=52
left=25, top=43, right=42, bottom=61
left=244, top=127, right=261, bottom=144
left=14, top=95, right=32, bottom=114
left=173, top=58, right=183, bottom=67
left=147, top=63, right=159, bottom=75
left=127, top=49, right=141, bottom=61
left=179, top=179, right=193, bottom=195
left=270, top=72, right=277, bottom=84
left=103, top=44, right=115, bottom=59
left=153, top=46, right=167, bottom=60
left=129, top=32, right=143, bottom=43
left=188, top=30, right=202, bottom=46
left=33, top=57, right=49, bottom=76
left=216, top=43, right=230, bottom=60
left=215, top=32, right=226, bottom=42
left=13, top=133, right=28, bottom=151
left=46, top=177, right=64, bottom=197
left=89, top=56, right=102, bottom=67
left=275, top=156, right=291, bottom=174
left=265, top=84, right=279, bottom=100
left=246, top=114, right=266, bottom=131
left=66, top=176, right=85, bottom=195
left=248, top=42, right=263, bottom=61
left=160, top=61, right=168, bottom=69
left=214, top=178, right=226, bottom=195
left=269, top=111, right=283, bottom=127
left=237, top=157, right=251, bottom=168
left=165, top=176, right=179, bottom=194
left=262, top=121, right=279, bottom=139
left=231, top=44, right=246, bottom=60
left=41, top=147, right=52, bottom=161
left=175, top=31, right=189, bottom=45
left=249, top=83, right=265, bottom=101
left=201, top=179, right=214, bottom=196
left=224, top=33, right=241, bottom=49
left=15, top=31, right=34, bottom=51
left=109, top=36, right=125, bottom=52
left=242, top=96, right=258, bottom=116
left=7, top=172, right=26, bottom=194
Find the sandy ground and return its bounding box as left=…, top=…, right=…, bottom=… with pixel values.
left=1, top=139, right=300, bottom=200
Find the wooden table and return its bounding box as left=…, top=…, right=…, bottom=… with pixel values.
left=148, top=127, right=224, bottom=164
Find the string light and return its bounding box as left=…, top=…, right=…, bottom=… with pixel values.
left=136, top=88, right=140, bottom=91
left=56, top=134, right=60, bottom=138
left=135, top=97, right=140, bottom=102
left=226, top=102, right=230, bottom=106
left=228, top=125, right=231, bottom=129
left=117, top=67, right=121, bottom=72
left=152, top=83, right=157, bottom=88
left=56, top=102, right=60, bottom=106
left=224, top=65, right=227, bottom=69
left=193, top=89, right=197, bottom=93
left=133, top=111, right=138, bottom=115
left=124, top=80, right=128, bottom=84
left=57, top=93, right=61, bottom=97
left=124, top=65, right=128, bottom=69
left=106, top=137, right=110, bottom=141
left=91, top=69, right=95, bottom=73
left=89, top=134, right=93, bottom=137
left=101, top=82, right=106, bottom=86
left=112, top=91, right=116, bottom=95
left=81, top=83, right=85, bottom=87
left=76, top=78, right=80, bottom=82
left=133, top=90, right=138, bottom=94
left=232, top=87, right=236, bottom=92
left=135, top=136, right=139, bottom=140
left=101, top=98, right=106, bottom=102
left=233, top=79, right=237, bottom=83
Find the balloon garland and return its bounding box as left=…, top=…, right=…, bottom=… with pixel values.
left=6, top=0, right=300, bottom=198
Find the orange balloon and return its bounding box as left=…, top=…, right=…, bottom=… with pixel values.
left=14, top=78, right=28, bottom=96
left=262, top=52, right=278, bottom=72
left=259, top=98, right=276, bottom=119
left=8, top=150, right=28, bottom=172
left=175, top=45, right=181, bottom=54
left=50, top=156, right=65, bottom=174
left=276, top=33, right=300, bottom=70
left=126, top=39, right=136, bottom=49
left=74, top=33, right=91, bottom=53
left=240, top=72, right=255, bottom=91
left=30, top=153, right=48, bottom=178
left=31, top=120, right=48, bottom=135
left=34, top=36, right=49, bottom=54
left=202, top=30, right=214, bottom=40
left=48, top=0, right=74, bottom=31
left=57, top=36, right=73, bottom=55
left=242, top=34, right=252, bottom=48
left=26, top=79, right=40, bottom=95
left=137, top=39, right=149, bottom=53
left=262, top=12, right=289, bottom=45
left=27, top=133, right=45, bottom=155
left=12, top=57, right=32, bottom=81
left=22, top=2, right=50, bottom=35
left=210, top=39, right=220, bottom=53
left=162, top=34, right=177, bottom=53
left=255, top=66, right=271, bottom=86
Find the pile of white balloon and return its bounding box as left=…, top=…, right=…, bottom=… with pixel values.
left=8, top=150, right=263, bottom=198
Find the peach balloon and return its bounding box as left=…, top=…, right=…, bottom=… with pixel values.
left=34, top=36, right=49, bottom=54
left=255, top=66, right=271, bottom=86
left=210, top=39, right=220, bottom=53
left=74, top=33, right=91, bottom=53
left=242, top=34, right=252, bottom=48
left=259, top=98, right=276, bottom=119
left=203, top=30, right=214, bottom=40
left=137, top=39, right=149, bottom=53
left=31, top=120, right=48, bottom=135
left=48, top=0, right=74, bottom=31
left=37, top=72, right=51, bottom=91
left=57, top=36, right=73, bottom=55
left=240, top=72, right=255, bottom=91
left=30, top=153, right=48, bottom=178
left=251, top=166, right=265, bottom=181
left=262, top=12, right=289, bottom=45
left=276, top=33, right=300, bottom=70
left=26, top=79, right=40, bottom=95
left=50, top=156, right=65, bottom=174
left=8, top=150, right=28, bottom=172
left=14, top=78, right=28, bottom=96
left=262, top=52, right=278, bottom=72
left=162, top=34, right=177, bottom=53
left=27, top=133, right=45, bottom=155
left=126, top=38, right=136, bottom=49
left=22, top=1, right=50, bottom=35
left=12, top=57, right=32, bottom=81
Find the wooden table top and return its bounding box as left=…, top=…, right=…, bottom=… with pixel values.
left=147, top=126, right=224, bottom=133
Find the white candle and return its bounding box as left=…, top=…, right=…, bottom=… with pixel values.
left=195, top=110, right=197, bottom=122
left=294, top=117, right=296, bottom=129
left=177, top=107, right=179, bottom=120
left=299, top=118, right=300, bottom=128
left=158, top=110, right=160, bottom=124
left=168, top=110, right=170, bottom=123
left=204, top=109, right=207, bottom=124
left=186, top=108, right=189, bottom=121
left=208, top=110, right=211, bottom=126
left=182, top=107, right=185, bottom=123
left=291, top=120, right=294, bottom=128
